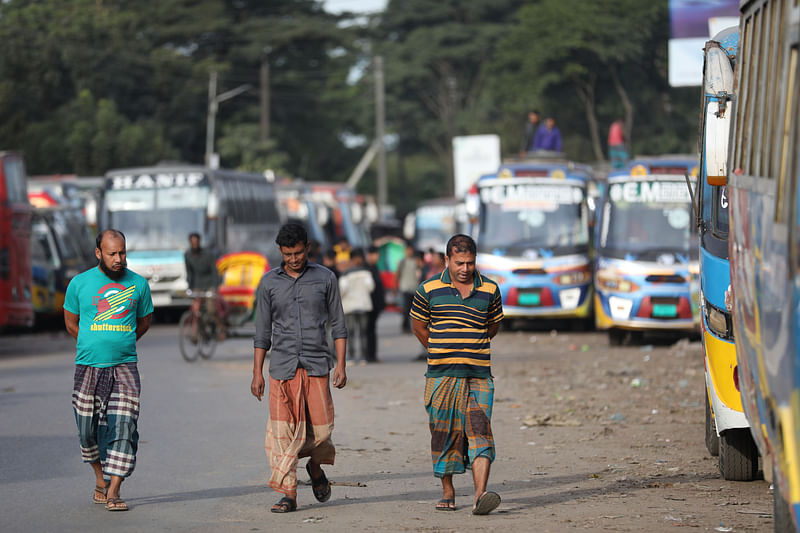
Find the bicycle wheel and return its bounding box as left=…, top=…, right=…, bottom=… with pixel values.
left=198, top=316, right=218, bottom=359
left=178, top=310, right=202, bottom=362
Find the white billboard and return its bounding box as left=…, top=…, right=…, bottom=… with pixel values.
left=669, top=0, right=739, bottom=87
left=452, top=134, right=501, bottom=199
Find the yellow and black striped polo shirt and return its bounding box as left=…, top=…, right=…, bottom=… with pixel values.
left=409, top=269, right=503, bottom=378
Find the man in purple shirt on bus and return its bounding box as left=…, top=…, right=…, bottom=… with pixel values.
left=533, top=117, right=563, bottom=153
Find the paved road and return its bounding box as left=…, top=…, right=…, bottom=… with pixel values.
left=0, top=313, right=773, bottom=532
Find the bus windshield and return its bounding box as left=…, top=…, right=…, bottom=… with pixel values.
left=416, top=205, right=459, bottom=249
left=478, top=182, right=588, bottom=255
left=601, top=180, right=697, bottom=261
left=105, top=187, right=209, bottom=251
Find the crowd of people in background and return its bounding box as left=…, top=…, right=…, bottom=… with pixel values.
left=306, top=236, right=447, bottom=364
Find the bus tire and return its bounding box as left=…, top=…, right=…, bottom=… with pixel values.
left=705, top=389, right=719, bottom=456
left=608, top=329, right=625, bottom=346
left=719, top=428, right=758, bottom=481
left=773, top=473, right=796, bottom=533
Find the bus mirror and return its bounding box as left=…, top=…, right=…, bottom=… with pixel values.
left=207, top=190, right=219, bottom=219
left=316, top=205, right=329, bottom=226
left=403, top=213, right=415, bottom=241
left=704, top=102, right=730, bottom=186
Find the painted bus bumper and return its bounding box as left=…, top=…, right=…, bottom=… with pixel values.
left=703, top=328, right=747, bottom=433
left=127, top=250, right=190, bottom=308
left=594, top=258, right=699, bottom=331
left=477, top=253, right=592, bottom=319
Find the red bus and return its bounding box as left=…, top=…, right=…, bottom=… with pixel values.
left=0, top=152, right=34, bottom=329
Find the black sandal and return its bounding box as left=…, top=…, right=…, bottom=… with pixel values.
left=306, top=462, right=331, bottom=503
left=270, top=496, right=297, bottom=513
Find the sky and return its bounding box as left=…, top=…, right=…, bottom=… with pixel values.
left=324, top=0, right=387, bottom=14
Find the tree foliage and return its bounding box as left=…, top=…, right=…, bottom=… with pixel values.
left=0, top=0, right=703, bottom=213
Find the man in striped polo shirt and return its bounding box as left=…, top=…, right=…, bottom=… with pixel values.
left=410, top=234, right=504, bottom=515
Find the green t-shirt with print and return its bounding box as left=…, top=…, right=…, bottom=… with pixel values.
left=64, top=267, right=154, bottom=367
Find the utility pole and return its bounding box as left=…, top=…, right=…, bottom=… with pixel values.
left=374, top=55, right=387, bottom=214
left=205, top=71, right=218, bottom=167
left=204, top=71, right=252, bottom=169
left=260, top=47, right=271, bottom=143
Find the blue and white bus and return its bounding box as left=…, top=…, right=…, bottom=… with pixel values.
left=697, top=27, right=758, bottom=481
left=101, top=165, right=283, bottom=309
left=594, top=157, right=700, bottom=345
left=727, top=1, right=800, bottom=529
left=475, top=159, right=593, bottom=326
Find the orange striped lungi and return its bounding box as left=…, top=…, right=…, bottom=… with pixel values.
left=265, top=368, right=336, bottom=495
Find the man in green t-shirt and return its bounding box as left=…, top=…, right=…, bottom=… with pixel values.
left=63, top=229, right=154, bottom=512
left=410, top=234, right=504, bottom=515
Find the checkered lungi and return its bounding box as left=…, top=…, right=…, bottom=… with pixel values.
left=424, top=376, right=495, bottom=478
left=72, top=363, right=140, bottom=478
left=265, top=368, right=336, bottom=495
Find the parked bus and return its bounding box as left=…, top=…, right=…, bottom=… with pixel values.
left=307, top=182, right=370, bottom=250
left=0, top=152, right=33, bottom=330
left=30, top=207, right=94, bottom=318
left=276, top=180, right=331, bottom=252
left=726, top=1, right=800, bottom=529
left=474, top=158, right=593, bottom=326
left=696, top=27, right=758, bottom=481
left=404, top=197, right=469, bottom=255
left=594, top=157, right=700, bottom=345
left=101, top=165, right=283, bottom=309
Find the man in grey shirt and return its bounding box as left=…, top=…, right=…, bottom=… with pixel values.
left=250, top=223, right=347, bottom=513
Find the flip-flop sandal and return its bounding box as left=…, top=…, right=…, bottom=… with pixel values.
left=436, top=498, right=456, bottom=511
left=93, top=485, right=108, bottom=504
left=105, top=497, right=129, bottom=512
left=270, top=496, right=297, bottom=513
left=472, top=491, right=501, bottom=515
left=306, top=462, right=331, bottom=503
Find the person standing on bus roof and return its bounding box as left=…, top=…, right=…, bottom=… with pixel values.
left=63, top=229, right=154, bottom=512
left=533, top=116, right=563, bottom=153
left=608, top=118, right=627, bottom=169
left=520, top=110, right=541, bottom=155
left=410, top=234, right=504, bottom=515
left=251, top=222, right=348, bottom=513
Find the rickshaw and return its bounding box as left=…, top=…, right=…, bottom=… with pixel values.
left=178, top=251, right=268, bottom=362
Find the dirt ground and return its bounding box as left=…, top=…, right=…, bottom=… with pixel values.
left=313, top=317, right=775, bottom=532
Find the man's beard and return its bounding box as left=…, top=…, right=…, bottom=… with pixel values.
left=99, top=260, right=127, bottom=281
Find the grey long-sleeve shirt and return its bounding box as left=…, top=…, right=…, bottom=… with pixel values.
left=254, top=262, right=347, bottom=380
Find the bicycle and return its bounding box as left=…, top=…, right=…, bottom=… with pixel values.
left=178, top=290, right=223, bottom=362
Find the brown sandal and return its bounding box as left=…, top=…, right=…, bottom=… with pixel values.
left=105, top=497, right=129, bottom=512
left=93, top=485, right=108, bottom=504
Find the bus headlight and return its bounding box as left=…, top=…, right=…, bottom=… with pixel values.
left=554, top=268, right=591, bottom=285
left=597, top=274, right=639, bottom=293
left=608, top=296, right=633, bottom=319
left=704, top=301, right=732, bottom=339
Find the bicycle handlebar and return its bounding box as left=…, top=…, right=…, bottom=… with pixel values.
left=186, top=289, right=216, bottom=298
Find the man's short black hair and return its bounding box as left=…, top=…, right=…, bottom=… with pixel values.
left=446, top=234, right=476, bottom=257
left=350, top=247, right=365, bottom=261
left=324, top=249, right=337, bottom=260
left=367, top=245, right=379, bottom=254
left=96, top=229, right=126, bottom=251
left=276, top=223, right=308, bottom=248
left=189, top=232, right=201, bottom=241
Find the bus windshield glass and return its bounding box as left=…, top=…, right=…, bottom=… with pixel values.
left=416, top=205, right=458, bottom=248
left=105, top=187, right=209, bottom=251
left=601, top=179, right=697, bottom=260
left=478, top=182, right=588, bottom=255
